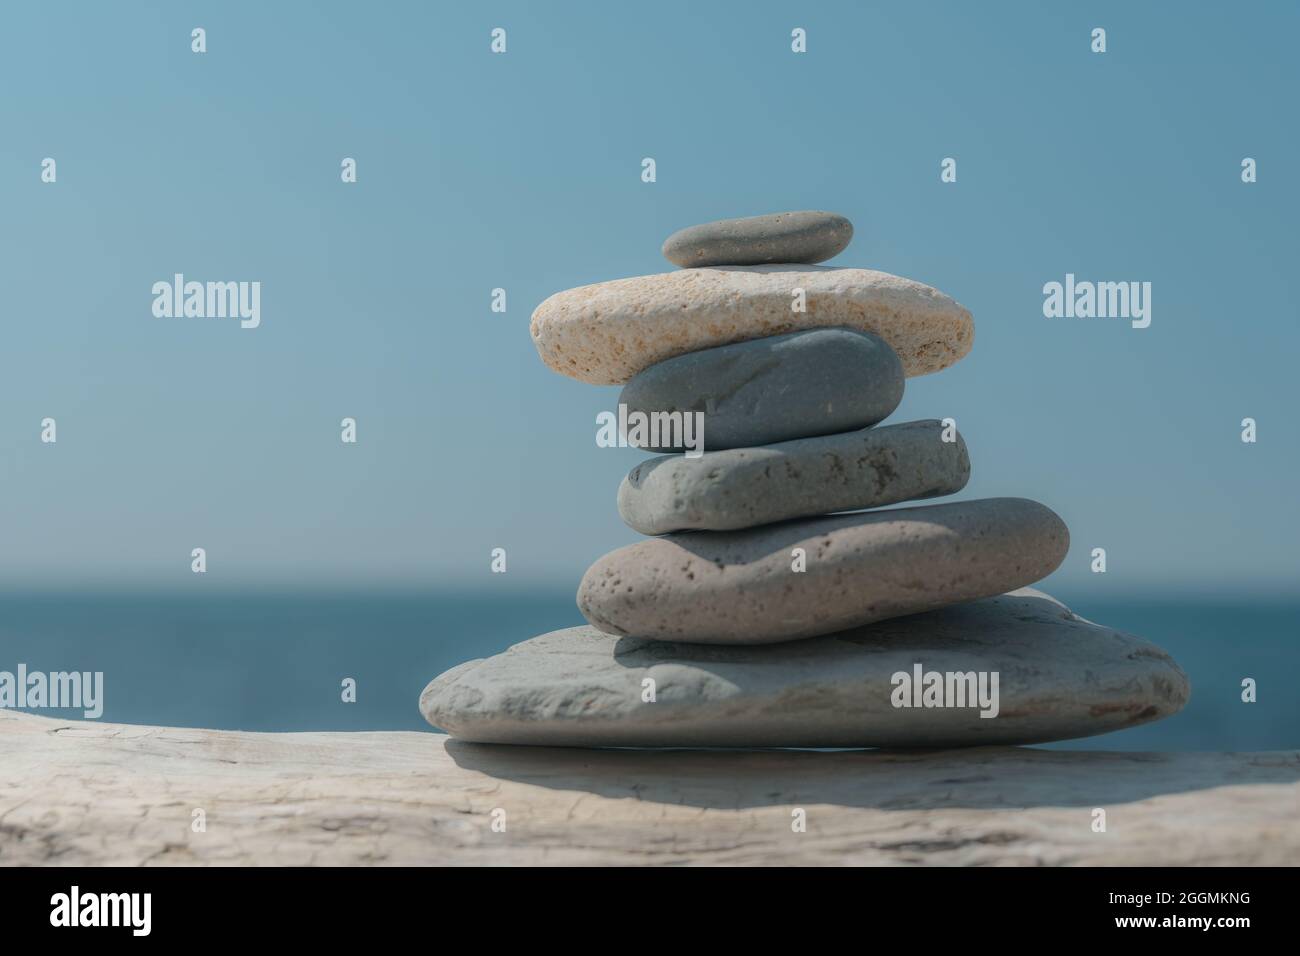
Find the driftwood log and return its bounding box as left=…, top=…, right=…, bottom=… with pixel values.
left=1, top=710, right=1296, bottom=865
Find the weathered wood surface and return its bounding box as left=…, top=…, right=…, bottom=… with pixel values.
left=1, top=710, right=1296, bottom=865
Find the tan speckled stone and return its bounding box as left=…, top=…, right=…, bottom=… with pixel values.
left=529, top=265, right=974, bottom=385
left=577, top=497, right=1069, bottom=644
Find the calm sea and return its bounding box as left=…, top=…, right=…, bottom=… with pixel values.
left=1, top=591, right=1295, bottom=751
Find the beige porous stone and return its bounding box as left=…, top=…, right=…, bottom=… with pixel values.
left=530, top=265, right=974, bottom=385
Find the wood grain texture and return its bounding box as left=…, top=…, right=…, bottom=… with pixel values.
left=2, top=710, right=1296, bottom=866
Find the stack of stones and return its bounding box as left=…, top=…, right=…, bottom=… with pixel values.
left=421, top=211, right=1190, bottom=748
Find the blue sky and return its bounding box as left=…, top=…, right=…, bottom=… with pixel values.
left=1, top=1, right=1296, bottom=596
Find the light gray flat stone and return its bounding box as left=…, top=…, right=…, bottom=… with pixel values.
left=619, top=420, right=970, bottom=534
left=420, top=589, right=1190, bottom=748
left=662, top=210, right=853, bottom=268
left=618, top=328, right=904, bottom=453
left=579, top=497, right=1068, bottom=644
left=530, top=265, right=974, bottom=384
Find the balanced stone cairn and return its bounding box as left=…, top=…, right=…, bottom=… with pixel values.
left=421, top=211, right=1190, bottom=748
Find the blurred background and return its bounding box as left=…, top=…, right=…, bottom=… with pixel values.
left=1, top=1, right=1296, bottom=748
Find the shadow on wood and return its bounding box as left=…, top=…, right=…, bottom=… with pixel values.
left=2, top=711, right=1295, bottom=865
